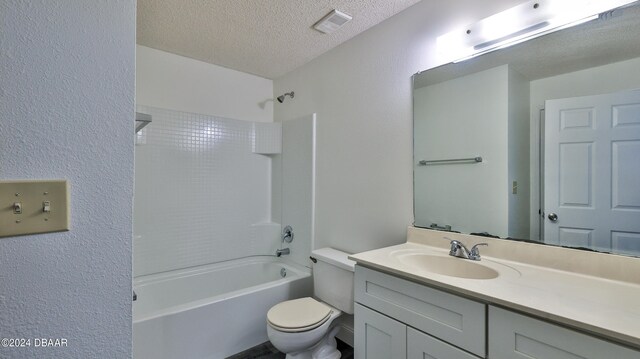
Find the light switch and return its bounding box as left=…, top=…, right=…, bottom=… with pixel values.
left=0, top=180, right=70, bottom=237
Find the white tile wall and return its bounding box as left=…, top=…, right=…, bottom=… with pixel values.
left=253, top=122, right=282, bottom=154
left=134, top=106, right=280, bottom=277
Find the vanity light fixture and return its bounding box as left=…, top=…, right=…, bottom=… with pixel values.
left=437, top=0, right=638, bottom=63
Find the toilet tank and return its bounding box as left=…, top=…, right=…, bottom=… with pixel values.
left=311, top=248, right=356, bottom=314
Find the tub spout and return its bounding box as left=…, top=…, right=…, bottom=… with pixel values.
left=276, top=248, right=290, bottom=257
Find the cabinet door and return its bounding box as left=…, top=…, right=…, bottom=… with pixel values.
left=355, top=303, right=407, bottom=359
left=355, top=266, right=486, bottom=357
left=407, top=327, right=479, bottom=359
left=489, top=306, right=640, bottom=359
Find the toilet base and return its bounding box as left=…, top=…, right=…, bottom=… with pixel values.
left=284, top=326, right=342, bottom=359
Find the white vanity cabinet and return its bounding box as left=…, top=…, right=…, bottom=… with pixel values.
left=354, top=265, right=486, bottom=359
left=355, top=303, right=479, bottom=359
left=354, top=265, right=640, bottom=359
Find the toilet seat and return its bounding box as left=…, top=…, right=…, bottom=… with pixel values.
left=267, top=297, right=333, bottom=333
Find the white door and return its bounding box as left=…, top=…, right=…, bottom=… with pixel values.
left=544, top=89, right=640, bottom=255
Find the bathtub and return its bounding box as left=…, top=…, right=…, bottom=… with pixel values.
left=133, top=256, right=312, bottom=359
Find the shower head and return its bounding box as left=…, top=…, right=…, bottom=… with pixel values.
left=277, top=91, right=294, bottom=103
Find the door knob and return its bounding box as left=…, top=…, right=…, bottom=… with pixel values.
left=548, top=213, right=558, bottom=222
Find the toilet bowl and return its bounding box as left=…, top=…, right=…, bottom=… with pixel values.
left=266, top=248, right=355, bottom=359
left=267, top=297, right=342, bottom=359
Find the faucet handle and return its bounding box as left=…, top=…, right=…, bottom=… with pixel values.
left=444, top=237, right=464, bottom=257
left=282, top=225, right=294, bottom=243
left=469, top=243, right=488, bottom=260
left=443, top=236, right=458, bottom=245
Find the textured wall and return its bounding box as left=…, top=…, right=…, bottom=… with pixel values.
left=0, top=1, right=134, bottom=358
left=273, top=0, right=522, bottom=254
left=136, top=45, right=273, bottom=122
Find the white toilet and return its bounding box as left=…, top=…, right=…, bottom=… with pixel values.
left=267, top=248, right=355, bottom=359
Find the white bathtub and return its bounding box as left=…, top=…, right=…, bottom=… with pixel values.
left=133, top=256, right=312, bottom=359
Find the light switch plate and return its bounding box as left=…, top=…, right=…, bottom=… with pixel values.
left=0, top=180, right=70, bottom=238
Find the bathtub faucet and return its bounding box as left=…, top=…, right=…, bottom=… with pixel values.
left=276, top=248, right=290, bottom=257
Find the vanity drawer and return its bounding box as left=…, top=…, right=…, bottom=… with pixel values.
left=355, top=265, right=486, bottom=357
left=489, top=306, right=640, bottom=359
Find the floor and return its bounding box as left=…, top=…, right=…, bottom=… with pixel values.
left=227, top=339, right=354, bottom=359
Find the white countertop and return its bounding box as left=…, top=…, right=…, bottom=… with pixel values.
left=349, top=228, right=640, bottom=348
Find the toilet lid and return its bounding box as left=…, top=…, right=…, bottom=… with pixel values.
left=267, top=297, right=332, bottom=331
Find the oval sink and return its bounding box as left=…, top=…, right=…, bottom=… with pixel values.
left=399, top=254, right=499, bottom=279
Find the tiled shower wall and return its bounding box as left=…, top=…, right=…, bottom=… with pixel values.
left=134, top=106, right=280, bottom=277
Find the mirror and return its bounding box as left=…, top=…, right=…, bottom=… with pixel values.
left=413, top=3, right=640, bottom=257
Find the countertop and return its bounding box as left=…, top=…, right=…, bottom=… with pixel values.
left=348, top=227, right=640, bottom=348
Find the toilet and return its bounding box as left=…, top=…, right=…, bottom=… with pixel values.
left=267, top=248, right=356, bottom=359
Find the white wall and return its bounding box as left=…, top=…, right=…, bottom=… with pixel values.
left=280, top=115, right=316, bottom=268
left=414, top=66, right=509, bottom=237
left=528, top=57, right=640, bottom=240
left=273, top=0, right=523, bottom=253
left=137, top=45, right=273, bottom=122
left=508, top=67, right=531, bottom=239
left=0, top=1, right=134, bottom=358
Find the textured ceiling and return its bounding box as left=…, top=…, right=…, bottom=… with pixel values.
left=137, top=0, right=423, bottom=79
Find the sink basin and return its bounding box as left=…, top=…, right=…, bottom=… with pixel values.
left=398, top=254, right=499, bottom=279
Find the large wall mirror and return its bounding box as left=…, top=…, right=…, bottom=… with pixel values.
left=413, top=2, right=640, bottom=257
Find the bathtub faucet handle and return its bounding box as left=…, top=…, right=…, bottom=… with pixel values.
left=282, top=225, right=294, bottom=243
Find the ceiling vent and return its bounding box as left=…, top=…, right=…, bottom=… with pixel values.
left=313, top=9, right=352, bottom=34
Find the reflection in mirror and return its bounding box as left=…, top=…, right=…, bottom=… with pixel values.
left=413, top=3, right=640, bottom=256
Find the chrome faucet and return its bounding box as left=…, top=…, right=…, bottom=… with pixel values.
left=445, top=238, right=488, bottom=261
left=276, top=248, right=290, bottom=257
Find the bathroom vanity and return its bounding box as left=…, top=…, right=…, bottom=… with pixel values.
left=349, top=227, right=640, bottom=359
